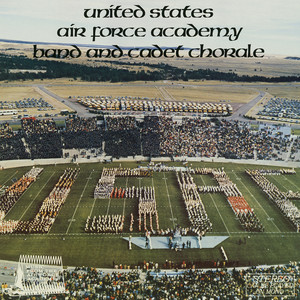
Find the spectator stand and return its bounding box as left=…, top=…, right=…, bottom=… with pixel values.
left=0, top=116, right=298, bottom=162
left=62, top=116, right=103, bottom=151
left=0, top=123, right=29, bottom=160
left=21, top=118, right=62, bottom=159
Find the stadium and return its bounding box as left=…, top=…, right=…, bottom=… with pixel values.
left=0, top=111, right=299, bottom=298
left=0, top=16, right=300, bottom=297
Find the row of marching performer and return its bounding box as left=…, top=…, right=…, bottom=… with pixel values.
left=138, top=187, right=159, bottom=233
left=176, top=171, right=212, bottom=237
left=211, top=169, right=263, bottom=232
left=111, top=186, right=155, bottom=199
left=246, top=169, right=300, bottom=232
left=0, top=167, right=43, bottom=234
left=85, top=215, right=125, bottom=233
left=14, top=168, right=79, bottom=234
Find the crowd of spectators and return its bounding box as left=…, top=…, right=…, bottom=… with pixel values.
left=140, top=116, right=160, bottom=157
left=139, top=117, right=291, bottom=160
left=179, top=118, right=218, bottom=157
left=0, top=123, right=29, bottom=160
left=0, top=116, right=296, bottom=161
left=158, top=117, right=180, bottom=157
left=246, top=169, right=300, bottom=232
left=0, top=123, right=14, bottom=139
left=62, top=117, right=103, bottom=149
left=104, top=117, right=140, bottom=157
left=105, top=116, right=136, bottom=131
left=104, top=129, right=141, bottom=158
left=3, top=262, right=298, bottom=299
left=22, top=118, right=62, bottom=159
left=63, top=267, right=140, bottom=299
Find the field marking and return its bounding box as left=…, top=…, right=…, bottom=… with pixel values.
left=106, top=196, right=112, bottom=216
left=271, top=175, right=298, bottom=192
left=4, top=180, right=36, bottom=220
left=66, top=170, right=94, bottom=234
left=122, top=177, right=128, bottom=217
left=89, top=172, right=100, bottom=217
left=0, top=231, right=298, bottom=239
left=282, top=176, right=300, bottom=190
left=18, top=171, right=56, bottom=221
left=231, top=171, right=281, bottom=233
left=199, top=175, right=230, bottom=236
left=89, top=197, right=97, bottom=217
left=1, top=170, right=18, bottom=186
left=162, top=175, right=176, bottom=228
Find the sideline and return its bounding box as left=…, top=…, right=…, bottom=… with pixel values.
left=0, top=155, right=299, bottom=169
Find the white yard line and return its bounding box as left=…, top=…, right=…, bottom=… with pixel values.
left=282, top=176, right=299, bottom=190
left=18, top=171, right=56, bottom=221
left=271, top=175, right=298, bottom=191
left=66, top=171, right=93, bottom=234
left=162, top=175, right=176, bottom=228
left=232, top=171, right=281, bottom=232
left=90, top=198, right=98, bottom=217
left=122, top=177, right=128, bottom=217
left=2, top=170, right=18, bottom=186
left=199, top=175, right=230, bottom=236
left=106, top=198, right=112, bottom=216
left=89, top=172, right=100, bottom=217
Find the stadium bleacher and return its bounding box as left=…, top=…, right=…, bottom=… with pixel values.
left=0, top=116, right=298, bottom=161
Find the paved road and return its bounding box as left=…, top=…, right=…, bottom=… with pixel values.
left=37, top=85, right=96, bottom=118
left=228, top=91, right=265, bottom=122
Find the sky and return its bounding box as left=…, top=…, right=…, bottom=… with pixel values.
left=0, top=0, right=299, bottom=56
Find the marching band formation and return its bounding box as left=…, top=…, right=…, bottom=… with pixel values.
left=85, top=215, right=125, bottom=233
left=246, top=169, right=300, bottom=232
left=94, top=167, right=153, bottom=199
left=138, top=186, right=159, bottom=233
left=176, top=171, right=212, bottom=236
left=196, top=168, right=264, bottom=232
left=0, top=167, right=43, bottom=234
left=14, top=168, right=79, bottom=234
left=0, top=165, right=298, bottom=235
left=94, top=169, right=116, bottom=199
left=92, top=167, right=159, bottom=233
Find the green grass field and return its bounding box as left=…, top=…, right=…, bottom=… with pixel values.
left=0, top=161, right=299, bottom=268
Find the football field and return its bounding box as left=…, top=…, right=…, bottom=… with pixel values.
left=0, top=161, right=299, bottom=268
